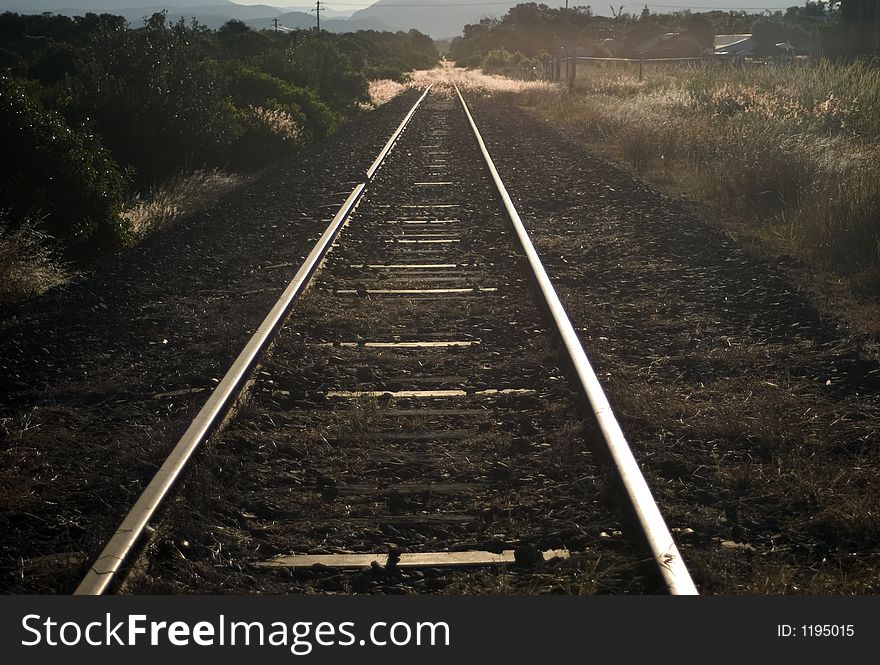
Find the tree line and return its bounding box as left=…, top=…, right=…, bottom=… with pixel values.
left=0, top=12, right=437, bottom=264
left=450, top=2, right=880, bottom=74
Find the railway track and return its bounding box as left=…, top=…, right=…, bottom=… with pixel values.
left=75, top=86, right=697, bottom=596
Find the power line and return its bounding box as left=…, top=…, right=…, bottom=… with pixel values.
left=320, top=1, right=798, bottom=8
left=312, top=0, right=322, bottom=31
left=321, top=1, right=577, bottom=6
left=641, top=3, right=797, bottom=8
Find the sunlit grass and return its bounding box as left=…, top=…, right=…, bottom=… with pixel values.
left=364, top=78, right=408, bottom=108
left=511, top=59, right=880, bottom=296
left=408, top=63, right=553, bottom=96
left=250, top=105, right=303, bottom=142
left=122, top=169, right=250, bottom=238
left=0, top=214, right=68, bottom=303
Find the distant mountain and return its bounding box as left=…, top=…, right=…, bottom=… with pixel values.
left=275, top=10, right=391, bottom=33
left=351, top=0, right=524, bottom=39
left=0, top=0, right=225, bottom=9
left=0, top=4, right=291, bottom=29
left=0, top=0, right=521, bottom=37
left=0, top=1, right=379, bottom=31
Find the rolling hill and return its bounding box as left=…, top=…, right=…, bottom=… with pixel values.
left=351, top=0, right=523, bottom=38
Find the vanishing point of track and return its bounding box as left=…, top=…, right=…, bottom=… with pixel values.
left=75, top=86, right=698, bottom=596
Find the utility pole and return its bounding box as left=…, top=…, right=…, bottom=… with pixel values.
left=272, top=17, right=278, bottom=31
left=315, top=0, right=322, bottom=32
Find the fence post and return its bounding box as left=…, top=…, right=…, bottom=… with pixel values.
left=570, top=46, right=577, bottom=84
left=638, top=55, right=644, bottom=82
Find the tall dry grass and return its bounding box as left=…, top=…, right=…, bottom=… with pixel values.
left=363, top=79, right=408, bottom=109
left=513, top=59, right=880, bottom=294
left=1, top=170, right=249, bottom=305
left=408, top=63, right=554, bottom=96
left=0, top=214, right=68, bottom=303
left=122, top=169, right=250, bottom=239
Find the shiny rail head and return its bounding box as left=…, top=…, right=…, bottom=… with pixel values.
left=452, top=83, right=698, bottom=596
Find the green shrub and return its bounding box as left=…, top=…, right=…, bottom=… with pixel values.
left=257, top=40, right=368, bottom=113
left=482, top=48, right=542, bottom=78
left=70, top=13, right=228, bottom=186
left=225, top=65, right=337, bottom=139
left=364, top=65, right=406, bottom=82
left=0, top=75, right=127, bottom=261
left=221, top=99, right=303, bottom=170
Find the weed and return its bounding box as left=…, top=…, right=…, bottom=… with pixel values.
left=0, top=214, right=68, bottom=303
left=509, top=59, right=880, bottom=296
left=122, top=170, right=250, bottom=239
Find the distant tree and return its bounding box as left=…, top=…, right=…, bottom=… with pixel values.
left=837, top=0, right=880, bottom=54
left=685, top=13, right=715, bottom=49
left=257, top=38, right=368, bottom=112
left=70, top=12, right=228, bottom=184
left=752, top=18, right=812, bottom=54
left=704, top=10, right=758, bottom=35
left=216, top=19, right=271, bottom=59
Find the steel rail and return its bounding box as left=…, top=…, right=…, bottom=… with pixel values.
left=75, top=85, right=432, bottom=596
left=454, top=85, right=698, bottom=596
left=367, top=85, right=431, bottom=180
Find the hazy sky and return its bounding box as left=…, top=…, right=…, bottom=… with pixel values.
left=230, top=1, right=803, bottom=11
left=230, top=1, right=376, bottom=7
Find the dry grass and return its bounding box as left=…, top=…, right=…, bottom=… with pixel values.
left=363, top=79, right=409, bottom=109
left=251, top=106, right=303, bottom=141
left=604, top=366, right=880, bottom=594
left=122, top=169, right=250, bottom=239
left=0, top=215, right=68, bottom=303
left=509, top=59, right=880, bottom=319
left=408, top=63, right=554, bottom=96
left=2, top=170, right=250, bottom=305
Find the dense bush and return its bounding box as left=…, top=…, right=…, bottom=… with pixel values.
left=343, top=29, right=438, bottom=73
left=364, top=65, right=406, bottom=82
left=0, top=11, right=438, bottom=276
left=0, top=76, right=127, bottom=261
left=256, top=40, right=369, bottom=113
left=226, top=65, right=338, bottom=139
left=69, top=13, right=229, bottom=186
left=481, top=48, right=542, bottom=78
left=222, top=100, right=302, bottom=170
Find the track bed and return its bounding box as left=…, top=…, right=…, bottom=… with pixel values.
left=122, top=94, right=658, bottom=594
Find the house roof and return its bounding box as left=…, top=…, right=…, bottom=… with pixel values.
left=714, top=37, right=753, bottom=55
left=714, top=34, right=751, bottom=49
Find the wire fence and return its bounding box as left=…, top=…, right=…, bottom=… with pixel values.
left=541, top=53, right=815, bottom=83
